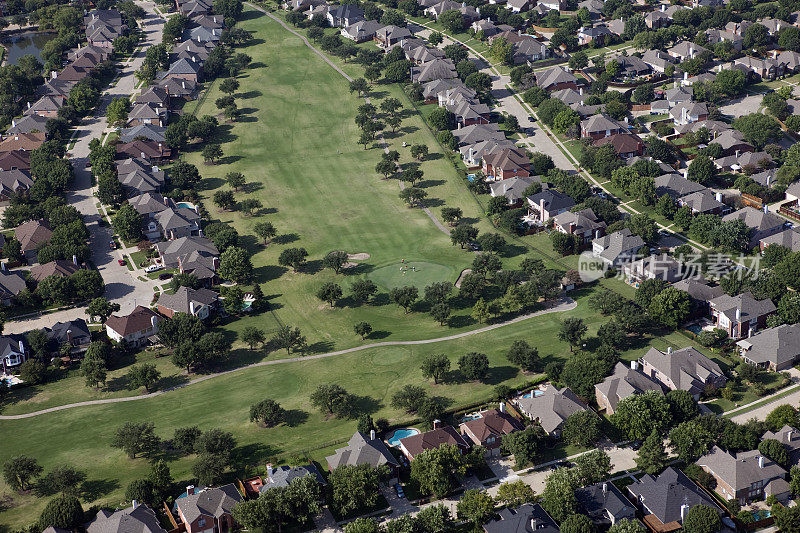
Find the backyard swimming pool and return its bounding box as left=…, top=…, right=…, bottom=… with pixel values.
left=387, top=428, right=420, bottom=446
left=521, top=390, right=544, bottom=399
left=177, top=202, right=195, bottom=210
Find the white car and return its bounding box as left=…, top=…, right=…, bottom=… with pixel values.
left=144, top=264, right=163, bottom=273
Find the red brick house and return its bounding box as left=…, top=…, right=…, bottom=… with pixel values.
left=459, top=407, right=522, bottom=456
left=481, top=147, right=531, bottom=180
left=175, top=485, right=242, bottom=533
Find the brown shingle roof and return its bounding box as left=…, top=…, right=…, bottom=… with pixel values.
left=105, top=305, right=160, bottom=337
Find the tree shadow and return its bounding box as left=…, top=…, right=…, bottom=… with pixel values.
left=273, top=233, right=300, bottom=245
left=503, top=243, right=528, bottom=258
left=239, top=90, right=262, bottom=100
left=303, top=259, right=323, bottom=274
left=372, top=292, right=391, bottom=306
left=368, top=329, right=391, bottom=340
left=157, top=374, right=190, bottom=391
left=105, top=373, right=132, bottom=392
left=426, top=152, right=443, bottom=161
left=306, top=340, right=335, bottom=355
left=370, top=90, right=389, bottom=99
left=343, top=262, right=374, bottom=275
left=245, top=182, right=266, bottom=194
left=485, top=365, right=519, bottom=385
left=81, top=478, right=120, bottom=501
left=236, top=115, right=259, bottom=124
left=447, top=314, right=475, bottom=328
left=254, top=264, right=288, bottom=282
left=219, top=155, right=243, bottom=165
left=400, top=125, right=419, bottom=135
left=230, top=442, right=280, bottom=470
left=199, top=176, right=225, bottom=190
left=284, top=409, right=309, bottom=427
left=418, top=179, right=445, bottom=188
left=351, top=394, right=382, bottom=417
left=424, top=197, right=445, bottom=208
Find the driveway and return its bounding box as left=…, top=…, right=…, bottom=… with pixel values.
left=718, top=94, right=762, bottom=119
left=4, top=2, right=164, bottom=333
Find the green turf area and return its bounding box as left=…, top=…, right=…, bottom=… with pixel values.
left=369, top=261, right=454, bottom=290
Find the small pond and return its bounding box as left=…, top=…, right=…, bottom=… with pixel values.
left=3, top=32, right=56, bottom=66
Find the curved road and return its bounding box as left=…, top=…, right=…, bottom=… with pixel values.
left=0, top=297, right=576, bottom=420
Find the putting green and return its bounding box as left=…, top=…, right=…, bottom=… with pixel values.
left=369, top=261, right=454, bottom=290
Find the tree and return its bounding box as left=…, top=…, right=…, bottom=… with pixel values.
left=649, top=287, right=690, bottom=329
left=125, top=478, right=156, bottom=506
left=766, top=404, right=799, bottom=431
left=252, top=221, right=276, bottom=246
left=113, top=203, right=143, bottom=242
left=249, top=399, right=286, bottom=427
left=421, top=353, right=451, bottom=384
left=489, top=36, right=515, bottom=65
left=669, top=420, right=714, bottom=462
left=81, top=348, right=107, bottom=389
left=193, top=453, right=228, bottom=486
left=3, top=455, right=42, bottom=491
left=329, top=464, right=385, bottom=516
left=759, top=439, right=790, bottom=468
left=375, top=158, right=395, bottom=179
left=18, top=359, right=46, bottom=385
left=111, top=422, right=160, bottom=459
left=353, top=321, right=372, bottom=340
left=349, top=77, right=369, bottom=96
left=457, top=489, right=495, bottom=527
left=451, top=224, right=479, bottom=248
left=106, top=97, right=130, bottom=126
left=127, top=363, right=161, bottom=392
left=611, top=391, right=673, bottom=441
left=271, top=325, right=306, bottom=354
left=219, top=77, right=240, bottom=95
left=495, top=479, right=535, bottom=508
left=279, top=247, right=309, bottom=272
left=627, top=213, right=658, bottom=243
left=441, top=207, right=463, bottom=225
left=323, top=250, right=349, bottom=274
left=213, top=190, right=236, bottom=210
left=390, top=286, right=418, bottom=313
left=683, top=505, right=722, bottom=533
left=562, top=514, right=593, bottom=533
left=172, top=426, right=202, bottom=455
left=392, top=384, right=427, bottom=413
left=225, top=171, right=246, bottom=191
left=562, top=410, right=600, bottom=447
left=311, top=383, right=349, bottom=415
left=502, top=426, right=544, bottom=469
left=458, top=352, right=489, bottom=381
left=558, top=317, right=587, bottom=352
left=609, top=519, right=646, bottom=533
left=218, top=246, right=252, bottom=283
left=734, top=113, right=781, bottom=150
left=666, top=389, right=699, bottom=423
left=39, top=494, right=83, bottom=530
left=241, top=326, right=266, bottom=351
left=202, top=143, right=223, bottom=164
left=149, top=460, right=173, bottom=501
left=636, top=428, right=668, bottom=475
left=506, top=340, right=538, bottom=372
left=471, top=297, right=490, bottom=324
left=317, top=282, right=343, bottom=308
left=351, top=279, right=378, bottom=304
left=344, top=518, right=381, bottom=533
left=542, top=467, right=579, bottom=522
left=775, top=505, right=800, bottom=533
left=399, top=186, right=427, bottom=206
left=430, top=303, right=451, bottom=326
left=465, top=72, right=492, bottom=94
left=439, top=9, right=466, bottom=32
left=687, top=155, right=716, bottom=186
left=411, top=144, right=428, bottom=161
left=411, top=444, right=465, bottom=498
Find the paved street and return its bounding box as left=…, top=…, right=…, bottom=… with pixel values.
left=4, top=2, right=165, bottom=334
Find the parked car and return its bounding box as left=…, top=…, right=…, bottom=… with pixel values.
left=109, top=240, right=116, bottom=249
left=144, top=264, right=163, bottom=273
left=395, top=484, right=405, bottom=498
left=158, top=272, right=173, bottom=280
left=117, top=259, right=126, bottom=266
left=468, top=242, right=481, bottom=251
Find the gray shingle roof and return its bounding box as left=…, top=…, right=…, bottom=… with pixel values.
left=175, top=484, right=242, bottom=524
left=86, top=504, right=167, bottom=533
left=698, top=446, right=786, bottom=491
left=596, top=362, right=664, bottom=412
left=484, top=504, right=559, bottom=533
left=514, top=385, right=588, bottom=434
left=627, top=467, right=721, bottom=525
left=737, top=324, right=800, bottom=368
left=326, top=431, right=400, bottom=470
left=642, top=346, right=725, bottom=395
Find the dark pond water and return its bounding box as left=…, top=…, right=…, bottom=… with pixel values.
left=3, top=32, right=56, bottom=65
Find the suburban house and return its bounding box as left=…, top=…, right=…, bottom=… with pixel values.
left=326, top=431, right=401, bottom=482
left=762, top=426, right=800, bottom=465
left=460, top=139, right=517, bottom=167
left=708, top=129, right=754, bottom=155
left=87, top=503, right=167, bottom=533
left=595, top=362, right=664, bottom=415
left=535, top=66, right=579, bottom=91
left=375, top=25, right=412, bottom=48
left=641, top=49, right=675, bottom=73
left=708, top=291, right=776, bottom=339
left=526, top=189, right=575, bottom=222
left=341, top=20, right=384, bottom=42
left=669, top=101, right=709, bottom=125
left=29, top=259, right=81, bottom=282
left=398, top=423, right=470, bottom=461
left=627, top=467, right=723, bottom=530
left=655, top=173, right=706, bottom=199
left=105, top=306, right=161, bottom=347
left=593, top=134, right=645, bottom=159
left=678, top=190, right=726, bottom=215
left=155, top=236, right=219, bottom=284
left=736, top=324, right=800, bottom=371
left=483, top=504, right=559, bottom=533
left=734, top=56, right=786, bottom=80
left=451, top=123, right=505, bottom=146
left=552, top=208, right=606, bottom=244
left=458, top=406, right=522, bottom=455
left=0, top=169, right=34, bottom=203
left=697, top=446, right=789, bottom=504
left=0, top=336, right=26, bottom=375
left=575, top=481, right=637, bottom=527
left=592, top=229, right=645, bottom=267
left=723, top=207, right=786, bottom=249
left=580, top=114, right=627, bottom=140
left=760, top=228, right=800, bottom=253
left=672, top=278, right=725, bottom=317
left=481, top=147, right=530, bottom=180
left=259, top=464, right=326, bottom=491
left=45, top=319, right=92, bottom=357
left=621, top=254, right=683, bottom=283
left=15, top=219, right=53, bottom=264
left=326, top=3, right=363, bottom=27
left=490, top=176, right=541, bottom=207
left=640, top=346, right=727, bottom=399
left=175, top=484, right=242, bottom=533
left=156, top=287, right=219, bottom=319
left=514, top=385, right=589, bottom=436
left=666, top=40, right=709, bottom=61
left=0, top=270, right=27, bottom=305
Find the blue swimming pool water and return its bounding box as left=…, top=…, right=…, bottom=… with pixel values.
left=177, top=202, right=194, bottom=209
left=461, top=413, right=482, bottom=423
left=466, top=174, right=476, bottom=182
left=522, top=390, right=544, bottom=399
left=387, top=428, right=420, bottom=446
left=751, top=510, right=771, bottom=521
left=687, top=324, right=703, bottom=335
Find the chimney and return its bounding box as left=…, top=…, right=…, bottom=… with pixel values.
left=667, top=346, right=672, bottom=355
left=683, top=168, right=689, bottom=179
left=759, top=455, right=765, bottom=468
left=72, top=254, right=78, bottom=266
left=151, top=316, right=158, bottom=329
left=736, top=307, right=741, bottom=321
left=773, top=50, right=778, bottom=59
left=530, top=519, right=538, bottom=529
left=689, top=45, right=694, bottom=58
left=789, top=429, right=794, bottom=441
left=265, top=464, right=273, bottom=482
left=18, top=340, right=24, bottom=352
left=715, top=192, right=723, bottom=202
left=500, top=402, right=505, bottom=412
left=11, top=119, right=15, bottom=127
left=182, top=81, right=186, bottom=89
left=433, top=419, right=442, bottom=429
left=132, top=500, right=138, bottom=509
left=631, top=360, right=637, bottom=370
left=186, top=485, right=195, bottom=495
left=683, top=71, right=688, bottom=81
left=141, top=151, right=146, bottom=158
left=27, top=101, right=31, bottom=109
left=767, top=175, right=771, bottom=186
left=189, top=300, right=196, bottom=315
left=370, top=429, right=376, bottom=440
left=66, top=329, right=73, bottom=343
left=680, top=504, right=690, bottom=522
left=579, top=87, right=584, bottom=95
left=735, top=149, right=740, bottom=158
left=602, top=483, right=607, bottom=494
